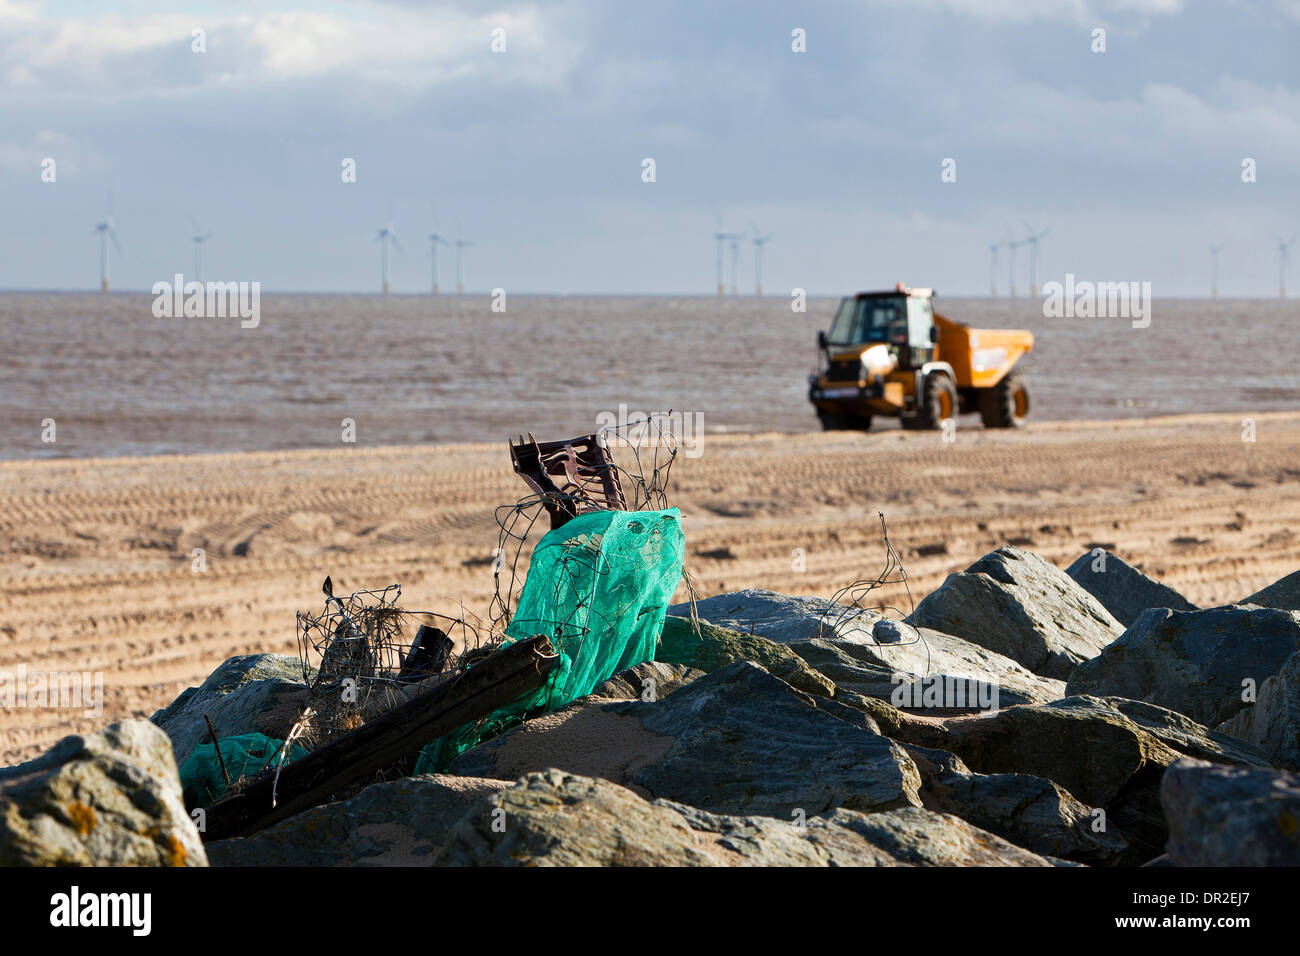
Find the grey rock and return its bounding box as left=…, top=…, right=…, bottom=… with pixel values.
left=908, top=546, right=1122, bottom=679
left=1066, top=604, right=1300, bottom=726
left=907, top=743, right=1127, bottom=865
left=668, top=588, right=878, bottom=644
left=789, top=627, right=1066, bottom=712
left=1161, top=758, right=1300, bottom=866
left=1241, top=569, right=1300, bottom=612
left=151, top=653, right=310, bottom=765
left=436, top=769, right=1053, bottom=867
left=207, top=774, right=508, bottom=866
left=937, top=695, right=1270, bottom=863
left=1065, top=549, right=1197, bottom=627
left=0, top=719, right=207, bottom=866
left=1219, top=649, right=1300, bottom=769
left=872, top=619, right=910, bottom=644
left=449, top=660, right=921, bottom=818
left=586, top=661, right=705, bottom=702
left=657, top=615, right=835, bottom=698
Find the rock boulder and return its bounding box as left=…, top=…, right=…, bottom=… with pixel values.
left=908, top=546, right=1122, bottom=679
left=0, top=719, right=207, bottom=866
left=1064, top=549, right=1196, bottom=627
left=1066, top=604, right=1300, bottom=726
left=436, top=769, right=1053, bottom=866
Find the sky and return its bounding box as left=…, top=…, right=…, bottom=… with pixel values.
left=0, top=0, right=1297, bottom=295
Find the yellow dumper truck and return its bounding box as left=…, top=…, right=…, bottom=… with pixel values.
left=808, top=284, right=1034, bottom=431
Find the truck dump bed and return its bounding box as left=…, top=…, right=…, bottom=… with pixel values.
left=935, top=314, right=1034, bottom=388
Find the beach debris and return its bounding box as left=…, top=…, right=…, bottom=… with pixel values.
left=491, top=415, right=684, bottom=635
left=818, top=512, right=918, bottom=644
left=294, top=578, right=490, bottom=749
left=200, top=634, right=561, bottom=842
left=417, top=506, right=686, bottom=772
left=399, top=624, right=454, bottom=683
left=510, top=432, right=627, bottom=530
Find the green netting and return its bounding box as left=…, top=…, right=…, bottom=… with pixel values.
left=414, top=507, right=684, bottom=772
left=179, top=732, right=309, bottom=809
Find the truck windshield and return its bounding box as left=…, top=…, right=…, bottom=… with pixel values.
left=826, top=296, right=907, bottom=346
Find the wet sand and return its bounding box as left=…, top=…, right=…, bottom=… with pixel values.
left=3, top=293, right=1297, bottom=459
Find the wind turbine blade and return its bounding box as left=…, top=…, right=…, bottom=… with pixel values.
left=391, top=234, right=404, bottom=255
left=110, top=230, right=123, bottom=257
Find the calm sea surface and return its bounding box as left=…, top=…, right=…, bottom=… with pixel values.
left=1, top=293, right=1296, bottom=459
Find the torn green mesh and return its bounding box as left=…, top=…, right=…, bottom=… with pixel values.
left=414, top=507, right=684, bottom=772
left=179, top=732, right=309, bottom=809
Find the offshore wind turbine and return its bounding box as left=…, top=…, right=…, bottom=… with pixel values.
left=92, top=209, right=121, bottom=293
left=1275, top=233, right=1297, bottom=299
left=454, top=234, right=474, bottom=294
left=1022, top=222, right=1051, bottom=297
left=712, top=206, right=744, bottom=296
left=428, top=233, right=450, bottom=294
left=728, top=232, right=743, bottom=296
left=190, top=218, right=212, bottom=284
left=712, top=231, right=730, bottom=295
left=428, top=205, right=449, bottom=294
left=751, top=226, right=774, bottom=296
left=1004, top=228, right=1027, bottom=298
left=375, top=219, right=402, bottom=295
left=1209, top=241, right=1228, bottom=299
left=988, top=240, right=1002, bottom=297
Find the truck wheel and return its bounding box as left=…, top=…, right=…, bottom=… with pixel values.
left=979, top=371, right=1030, bottom=428
left=818, top=411, right=872, bottom=431
left=902, top=374, right=957, bottom=431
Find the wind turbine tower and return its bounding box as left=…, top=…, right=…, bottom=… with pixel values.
left=988, top=240, right=1002, bottom=297
left=191, top=219, right=212, bottom=284
left=712, top=232, right=728, bottom=296
left=1276, top=234, right=1297, bottom=299
left=1209, top=241, right=1227, bottom=299
left=1022, top=223, right=1051, bottom=297
left=428, top=233, right=449, bottom=294
left=375, top=221, right=402, bottom=295
left=92, top=213, right=120, bottom=293
left=751, top=229, right=773, bottom=296
left=728, top=234, right=743, bottom=295
left=1005, top=234, right=1027, bottom=298
left=455, top=237, right=474, bottom=294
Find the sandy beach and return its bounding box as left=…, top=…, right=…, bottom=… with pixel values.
left=2, top=410, right=1297, bottom=764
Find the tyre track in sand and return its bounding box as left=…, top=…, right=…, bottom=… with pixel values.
left=2, top=411, right=1298, bottom=763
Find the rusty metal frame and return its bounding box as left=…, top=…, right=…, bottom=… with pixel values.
left=509, top=432, right=627, bottom=530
